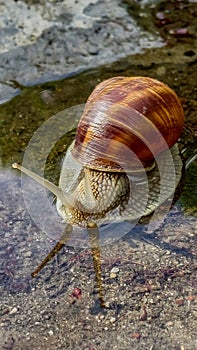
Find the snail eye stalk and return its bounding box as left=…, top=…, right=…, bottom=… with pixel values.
left=12, top=163, right=74, bottom=209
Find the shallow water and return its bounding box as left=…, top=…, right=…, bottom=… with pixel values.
left=0, top=2, right=197, bottom=350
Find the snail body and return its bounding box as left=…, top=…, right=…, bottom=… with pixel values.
left=13, top=76, right=184, bottom=229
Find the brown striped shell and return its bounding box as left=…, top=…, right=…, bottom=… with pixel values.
left=72, top=76, right=184, bottom=172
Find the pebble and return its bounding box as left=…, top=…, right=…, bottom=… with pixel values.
left=132, top=332, right=141, bottom=340
left=175, top=298, right=184, bottom=306
left=9, top=307, right=17, bottom=315
left=110, top=267, right=120, bottom=278
left=111, top=267, right=120, bottom=274
left=23, top=251, right=33, bottom=258
left=156, top=66, right=166, bottom=76
left=110, top=317, right=116, bottom=323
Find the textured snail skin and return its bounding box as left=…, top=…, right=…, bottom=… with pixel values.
left=57, top=143, right=183, bottom=226
left=57, top=165, right=130, bottom=226
left=72, top=76, right=184, bottom=172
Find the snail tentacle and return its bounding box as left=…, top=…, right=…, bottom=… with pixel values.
left=82, top=168, right=98, bottom=210
left=12, top=163, right=75, bottom=209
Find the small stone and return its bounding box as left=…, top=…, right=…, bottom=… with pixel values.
left=23, top=251, right=32, bottom=258
left=169, top=28, right=190, bottom=37
left=175, top=298, right=184, bottom=306
left=186, top=295, right=195, bottom=301
left=110, top=267, right=119, bottom=274
left=71, top=287, right=82, bottom=299
left=140, top=305, right=147, bottom=321
left=9, top=307, right=17, bottom=315
left=156, top=66, right=166, bottom=76
left=1, top=308, right=9, bottom=316
left=110, top=317, right=116, bottom=323
left=48, top=330, right=54, bottom=336
left=104, top=301, right=110, bottom=308
left=110, top=272, right=117, bottom=279
left=132, top=332, right=141, bottom=340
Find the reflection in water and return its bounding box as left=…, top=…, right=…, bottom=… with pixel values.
left=31, top=221, right=105, bottom=308
left=31, top=223, right=73, bottom=278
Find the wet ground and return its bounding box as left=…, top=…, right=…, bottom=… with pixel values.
left=0, top=0, right=163, bottom=85
left=0, top=1, right=197, bottom=350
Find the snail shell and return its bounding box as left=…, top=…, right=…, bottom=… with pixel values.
left=72, top=76, right=184, bottom=172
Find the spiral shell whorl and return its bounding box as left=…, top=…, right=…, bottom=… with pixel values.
left=72, top=76, right=184, bottom=172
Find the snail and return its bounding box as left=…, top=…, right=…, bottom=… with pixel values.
left=12, top=76, right=184, bottom=231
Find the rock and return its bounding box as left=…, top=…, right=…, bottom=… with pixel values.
left=9, top=307, right=18, bottom=315
left=0, top=0, right=163, bottom=85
